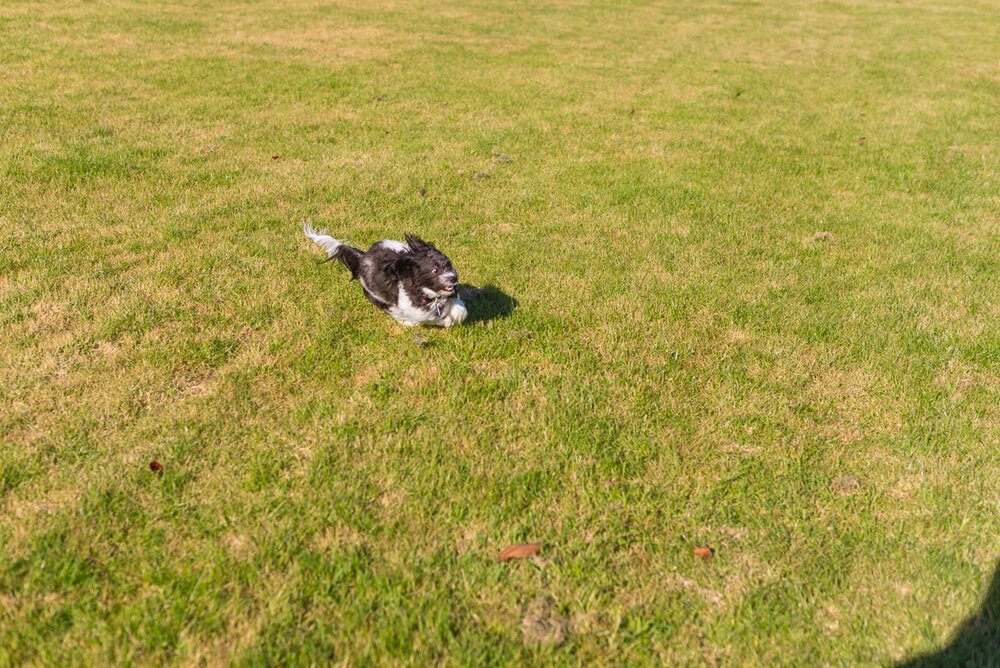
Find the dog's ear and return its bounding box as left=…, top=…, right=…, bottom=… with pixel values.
left=405, top=234, right=429, bottom=251
left=391, top=253, right=417, bottom=279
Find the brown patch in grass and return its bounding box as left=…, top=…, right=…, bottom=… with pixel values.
left=816, top=601, right=843, bottom=636
left=622, top=544, right=778, bottom=614
left=4, top=487, right=82, bottom=552
left=935, top=358, right=996, bottom=402
left=727, top=329, right=753, bottom=344
left=832, top=475, right=862, bottom=495
left=27, top=298, right=69, bottom=336
left=806, top=366, right=903, bottom=443
left=722, top=442, right=762, bottom=457
left=378, top=488, right=406, bottom=509
left=94, top=340, right=121, bottom=360
left=0, top=593, right=18, bottom=613
left=400, top=364, right=439, bottom=390
left=836, top=428, right=863, bottom=444
left=314, top=525, right=368, bottom=552
left=521, top=596, right=568, bottom=646
left=698, top=525, right=755, bottom=542
left=889, top=474, right=923, bottom=500
left=223, top=532, right=255, bottom=560
left=664, top=574, right=724, bottom=609
left=7, top=487, right=80, bottom=522
left=352, top=362, right=385, bottom=388
left=454, top=522, right=486, bottom=557
left=568, top=609, right=606, bottom=635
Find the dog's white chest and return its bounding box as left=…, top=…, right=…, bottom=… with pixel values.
left=388, top=283, right=467, bottom=328
left=389, top=282, right=434, bottom=326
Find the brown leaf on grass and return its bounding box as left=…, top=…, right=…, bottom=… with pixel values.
left=418, top=186, right=427, bottom=197
left=149, top=460, right=164, bottom=474
left=693, top=545, right=715, bottom=561
left=271, top=155, right=280, bottom=160
left=499, top=543, right=541, bottom=561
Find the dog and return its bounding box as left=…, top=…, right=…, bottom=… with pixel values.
left=304, top=224, right=468, bottom=327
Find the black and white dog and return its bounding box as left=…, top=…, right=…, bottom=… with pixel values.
left=304, top=224, right=468, bottom=327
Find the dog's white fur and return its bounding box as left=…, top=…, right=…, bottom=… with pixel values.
left=390, top=281, right=467, bottom=327
left=303, top=225, right=344, bottom=257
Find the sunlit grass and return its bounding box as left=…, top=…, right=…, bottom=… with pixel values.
left=2, top=0, right=999, bottom=664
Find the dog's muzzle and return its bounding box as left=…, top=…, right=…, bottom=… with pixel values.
left=440, top=274, right=458, bottom=295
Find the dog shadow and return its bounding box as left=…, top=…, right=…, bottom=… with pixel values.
left=895, top=558, right=1000, bottom=666
left=458, top=284, right=517, bottom=324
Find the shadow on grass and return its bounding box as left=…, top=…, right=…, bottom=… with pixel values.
left=458, top=284, right=517, bottom=324
left=897, top=559, right=1000, bottom=667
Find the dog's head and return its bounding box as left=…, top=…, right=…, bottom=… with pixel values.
left=396, top=234, right=459, bottom=299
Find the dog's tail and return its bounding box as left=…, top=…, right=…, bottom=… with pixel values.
left=303, top=223, right=363, bottom=279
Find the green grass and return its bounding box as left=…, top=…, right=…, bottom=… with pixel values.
left=2, top=0, right=1000, bottom=664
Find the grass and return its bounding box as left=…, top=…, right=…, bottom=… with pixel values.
left=2, top=0, right=1000, bottom=664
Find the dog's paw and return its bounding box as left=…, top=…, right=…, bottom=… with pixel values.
left=442, top=298, right=468, bottom=327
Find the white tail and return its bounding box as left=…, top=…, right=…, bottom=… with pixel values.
left=303, top=223, right=344, bottom=258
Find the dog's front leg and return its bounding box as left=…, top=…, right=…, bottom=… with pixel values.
left=441, top=296, right=468, bottom=327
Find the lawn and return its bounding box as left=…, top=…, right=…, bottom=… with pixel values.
left=2, top=0, right=1000, bottom=664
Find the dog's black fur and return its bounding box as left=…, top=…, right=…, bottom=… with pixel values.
left=304, top=225, right=467, bottom=327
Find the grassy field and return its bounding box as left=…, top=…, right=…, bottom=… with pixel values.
left=2, top=0, right=1000, bottom=664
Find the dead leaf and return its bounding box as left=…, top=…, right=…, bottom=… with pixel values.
left=149, top=460, right=164, bottom=474
left=499, top=543, right=541, bottom=561
left=693, top=546, right=714, bottom=561
left=418, top=186, right=427, bottom=197
left=271, top=155, right=280, bottom=160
